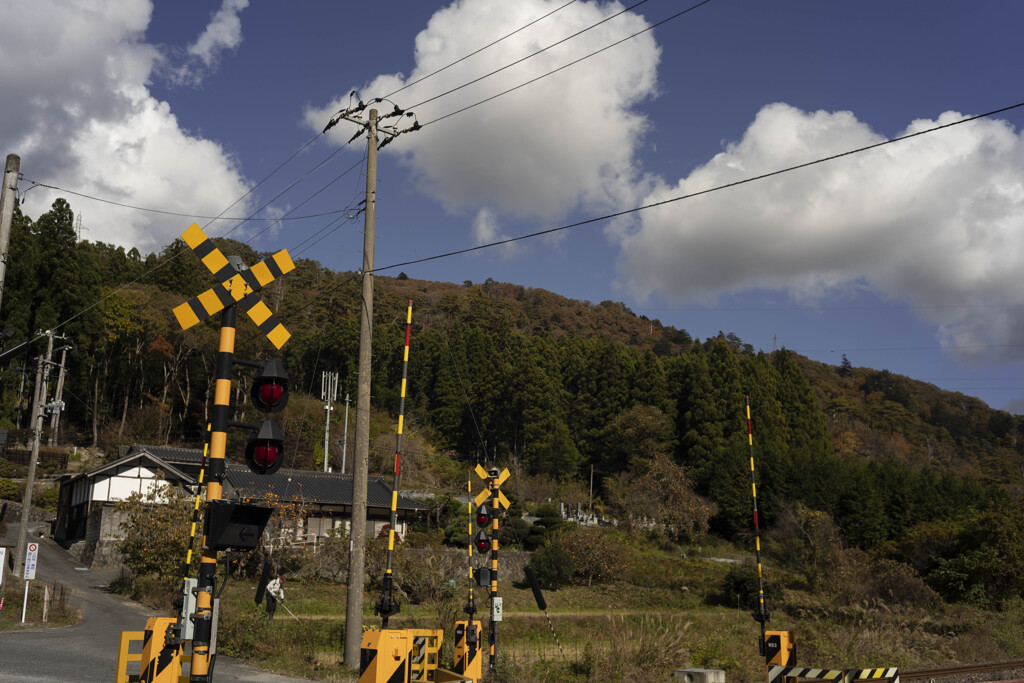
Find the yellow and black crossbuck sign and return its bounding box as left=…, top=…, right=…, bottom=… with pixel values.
left=473, top=464, right=510, bottom=509
left=172, top=224, right=295, bottom=349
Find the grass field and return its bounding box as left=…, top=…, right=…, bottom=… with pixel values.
left=210, top=540, right=1024, bottom=682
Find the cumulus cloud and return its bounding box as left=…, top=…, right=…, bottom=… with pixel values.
left=617, top=103, right=1024, bottom=361
left=0, top=0, right=254, bottom=254
left=171, top=0, right=250, bottom=86
left=306, top=0, right=659, bottom=226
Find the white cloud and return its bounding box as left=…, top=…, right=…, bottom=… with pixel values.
left=172, top=0, right=250, bottom=86
left=0, top=0, right=254, bottom=255
left=618, top=103, right=1024, bottom=361
left=472, top=207, right=521, bottom=259
left=306, top=0, right=659, bottom=227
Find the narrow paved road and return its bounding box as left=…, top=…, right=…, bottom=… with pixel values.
left=1, top=521, right=318, bottom=682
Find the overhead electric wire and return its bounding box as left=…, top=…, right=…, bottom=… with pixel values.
left=371, top=100, right=1024, bottom=273
left=26, top=131, right=368, bottom=342
left=379, top=0, right=579, bottom=100
left=420, top=0, right=714, bottom=128
left=13, top=131, right=324, bottom=342
left=406, top=0, right=654, bottom=111
left=794, top=343, right=1024, bottom=353
left=19, top=180, right=349, bottom=222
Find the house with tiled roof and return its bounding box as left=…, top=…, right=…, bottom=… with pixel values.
left=54, top=444, right=428, bottom=568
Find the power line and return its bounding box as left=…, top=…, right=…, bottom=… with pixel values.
left=20, top=180, right=350, bottom=222
left=407, top=0, right=654, bottom=111
left=380, top=0, right=579, bottom=101
left=638, top=302, right=1024, bottom=313
left=421, top=0, right=714, bottom=128
left=370, top=100, right=1024, bottom=273
left=794, top=343, right=1024, bottom=353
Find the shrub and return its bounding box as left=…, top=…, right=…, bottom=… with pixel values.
left=531, top=537, right=573, bottom=589
left=0, top=477, right=20, bottom=501
left=33, top=487, right=59, bottom=512
left=115, top=481, right=198, bottom=603
left=713, top=561, right=777, bottom=611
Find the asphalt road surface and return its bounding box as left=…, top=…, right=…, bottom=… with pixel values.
left=0, top=521, right=317, bottom=682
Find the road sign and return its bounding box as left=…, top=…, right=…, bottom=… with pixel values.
left=24, top=542, right=38, bottom=580
left=172, top=223, right=295, bottom=349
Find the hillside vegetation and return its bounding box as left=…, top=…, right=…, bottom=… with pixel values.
left=3, top=198, right=1024, bottom=615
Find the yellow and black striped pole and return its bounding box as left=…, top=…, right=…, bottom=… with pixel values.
left=465, top=471, right=477, bottom=618
left=747, top=396, right=771, bottom=653
left=181, top=423, right=210, bottom=582
left=487, top=474, right=499, bottom=671
left=376, top=300, right=413, bottom=627
left=190, top=307, right=237, bottom=682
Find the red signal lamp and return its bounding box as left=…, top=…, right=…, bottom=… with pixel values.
left=244, top=419, right=285, bottom=475
left=476, top=504, right=491, bottom=527
left=475, top=529, right=491, bottom=553
left=251, top=358, right=289, bottom=413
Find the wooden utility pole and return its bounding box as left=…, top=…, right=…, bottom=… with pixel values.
left=0, top=153, right=21, bottom=317
left=48, top=344, right=69, bottom=445
left=13, top=333, right=49, bottom=579
left=345, top=108, right=378, bottom=669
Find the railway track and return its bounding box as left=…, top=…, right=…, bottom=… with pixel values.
left=902, top=659, right=1024, bottom=680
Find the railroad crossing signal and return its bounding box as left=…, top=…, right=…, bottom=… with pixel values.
left=473, top=464, right=510, bottom=672
left=172, top=223, right=295, bottom=349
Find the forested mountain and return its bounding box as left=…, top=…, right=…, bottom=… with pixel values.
left=3, top=198, right=1024, bottom=604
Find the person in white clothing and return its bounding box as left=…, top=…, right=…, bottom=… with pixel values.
left=265, top=575, right=285, bottom=620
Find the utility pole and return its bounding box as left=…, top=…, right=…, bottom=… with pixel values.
left=321, top=371, right=338, bottom=472
left=341, top=392, right=350, bottom=474
left=0, top=153, right=21, bottom=317
left=13, top=341, right=47, bottom=580
left=48, top=344, right=69, bottom=446
left=345, top=107, right=378, bottom=669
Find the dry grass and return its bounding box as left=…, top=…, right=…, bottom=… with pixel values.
left=0, top=579, right=78, bottom=631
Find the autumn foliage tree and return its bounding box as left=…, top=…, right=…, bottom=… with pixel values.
left=116, top=480, right=198, bottom=600
left=604, top=451, right=713, bottom=544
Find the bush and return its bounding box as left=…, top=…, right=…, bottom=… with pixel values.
left=531, top=537, right=573, bottom=589
left=0, top=477, right=20, bottom=501
left=531, top=527, right=631, bottom=589
left=33, top=487, right=59, bottom=512
left=713, top=561, right=777, bottom=611
left=562, top=526, right=629, bottom=586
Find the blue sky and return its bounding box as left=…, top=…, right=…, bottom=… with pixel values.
left=4, top=0, right=1024, bottom=413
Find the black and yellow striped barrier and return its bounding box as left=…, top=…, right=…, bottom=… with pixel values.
left=768, top=666, right=900, bottom=683
left=407, top=629, right=441, bottom=682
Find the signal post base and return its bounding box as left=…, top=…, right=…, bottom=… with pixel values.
left=359, top=628, right=471, bottom=683
left=453, top=620, right=483, bottom=682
